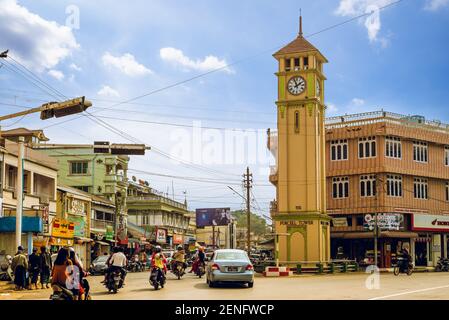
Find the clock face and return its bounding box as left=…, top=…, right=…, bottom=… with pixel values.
left=316, top=79, right=321, bottom=97
left=287, top=76, right=306, bottom=95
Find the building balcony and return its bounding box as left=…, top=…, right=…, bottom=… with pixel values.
left=91, top=219, right=114, bottom=232
left=127, top=195, right=187, bottom=211
left=269, top=165, right=278, bottom=185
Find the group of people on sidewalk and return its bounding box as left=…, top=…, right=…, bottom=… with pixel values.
left=11, top=246, right=52, bottom=291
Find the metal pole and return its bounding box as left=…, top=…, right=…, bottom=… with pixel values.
left=374, top=212, right=378, bottom=268
left=276, top=234, right=279, bottom=267
left=16, top=136, right=25, bottom=250
left=245, top=167, right=252, bottom=255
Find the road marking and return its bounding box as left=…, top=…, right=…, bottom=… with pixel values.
left=369, top=284, right=449, bottom=300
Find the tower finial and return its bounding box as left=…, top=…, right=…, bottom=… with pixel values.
left=299, top=9, right=303, bottom=37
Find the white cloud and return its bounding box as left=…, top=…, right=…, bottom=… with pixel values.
left=160, top=47, right=233, bottom=74
left=0, top=0, right=79, bottom=71
left=335, top=0, right=395, bottom=44
left=48, top=69, right=64, bottom=81
left=326, top=103, right=339, bottom=115
left=69, top=63, right=81, bottom=71
left=102, top=52, right=152, bottom=77
left=351, top=98, right=365, bottom=106
left=97, top=85, right=120, bottom=97
left=424, top=0, right=449, bottom=10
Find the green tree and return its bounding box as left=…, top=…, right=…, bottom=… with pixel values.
left=232, top=210, right=269, bottom=236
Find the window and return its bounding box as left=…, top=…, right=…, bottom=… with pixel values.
left=413, top=141, right=428, bottom=163
left=387, top=175, right=402, bottom=197
left=358, top=137, right=376, bottom=158
left=303, top=57, right=309, bottom=69
left=7, top=166, right=15, bottom=189
left=294, top=111, right=300, bottom=133
left=70, top=161, right=88, bottom=175
left=356, top=216, right=364, bottom=226
left=446, top=182, right=449, bottom=202
left=445, top=146, right=449, bottom=166
left=330, top=140, right=348, bottom=161
left=360, top=175, right=376, bottom=197
left=414, top=178, right=428, bottom=200
left=294, top=58, right=300, bottom=71
left=332, top=177, right=349, bottom=199
left=285, top=59, right=291, bottom=72
left=74, top=186, right=89, bottom=193
left=386, top=136, right=402, bottom=159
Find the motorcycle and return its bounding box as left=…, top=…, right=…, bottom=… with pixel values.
left=196, top=262, right=205, bottom=278
left=435, top=257, right=449, bottom=272
left=172, top=261, right=185, bottom=280
left=128, top=260, right=143, bottom=273
left=150, top=267, right=166, bottom=290
left=105, top=268, right=125, bottom=293
left=393, top=257, right=413, bottom=276
left=50, top=284, right=75, bottom=301
left=0, top=254, right=13, bottom=281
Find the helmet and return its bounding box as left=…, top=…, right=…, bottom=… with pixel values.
left=155, top=245, right=162, bottom=253
left=177, top=245, right=183, bottom=251
left=198, top=246, right=204, bottom=252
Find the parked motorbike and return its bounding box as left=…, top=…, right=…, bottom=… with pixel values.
left=105, top=268, right=125, bottom=293
left=150, top=267, right=166, bottom=290
left=393, top=257, right=413, bottom=276
left=172, top=261, right=185, bottom=280
left=127, top=260, right=143, bottom=273
left=435, top=257, right=449, bottom=272
left=0, top=254, right=13, bottom=281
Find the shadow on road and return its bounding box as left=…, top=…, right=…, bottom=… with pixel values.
left=193, top=282, right=249, bottom=290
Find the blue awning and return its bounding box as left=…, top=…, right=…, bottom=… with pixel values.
left=0, top=217, right=43, bottom=233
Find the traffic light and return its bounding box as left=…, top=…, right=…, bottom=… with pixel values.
left=40, top=97, right=92, bottom=120
left=110, top=144, right=147, bottom=155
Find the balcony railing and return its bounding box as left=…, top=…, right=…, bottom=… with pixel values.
left=91, top=219, right=114, bottom=231
left=127, top=195, right=187, bottom=210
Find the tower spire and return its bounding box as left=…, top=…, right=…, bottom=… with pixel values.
left=299, top=9, right=303, bottom=37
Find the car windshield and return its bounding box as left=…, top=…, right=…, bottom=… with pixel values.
left=215, top=251, right=248, bottom=261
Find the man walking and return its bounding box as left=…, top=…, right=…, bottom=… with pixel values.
left=28, top=248, right=40, bottom=290
left=39, top=246, right=52, bottom=289
left=11, top=246, right=28, bottom=291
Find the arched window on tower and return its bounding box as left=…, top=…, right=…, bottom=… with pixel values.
left=295, top=111, right=300, bottom=133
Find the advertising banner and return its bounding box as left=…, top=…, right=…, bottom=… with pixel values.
left=364, top=213, right=404, bottom=231
left=196, top=208, right=231, bottom=227
left=68, top=216, right=86, bottom=237
left=51, top=218, right=75, bottom=239
left=173, top=234, right=183, bottom=245
left=156, top=228, right=167, bottom=244
left=105, top=225, right=114, bottom=241
left=412, top=214, right=449, bottom=232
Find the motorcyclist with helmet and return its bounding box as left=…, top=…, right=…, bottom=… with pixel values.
left=150, top=246, right=167, bottom=287
left=171, top=245, right=187, bottom=274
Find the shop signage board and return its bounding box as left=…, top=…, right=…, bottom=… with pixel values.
left=412, top=214, right=449, bottom=232
left=173, top=234, right=183, bottom=245
left=68, top=216, right=86, bottom=237
left=156, top=228, right=167, bottom=244
left=105, top=226, right=114, bottom=241
left=70, top=199, right=86, bottom=216
left=364, top=213, right=404, bottom=231
left=51, top=218, right=75, bottom=239
left=332, top=217, right=348, bottom=227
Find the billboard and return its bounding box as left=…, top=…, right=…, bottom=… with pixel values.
left=196, top=208, right=231, bottom=227
left=364, top=213, right=404, bottom=231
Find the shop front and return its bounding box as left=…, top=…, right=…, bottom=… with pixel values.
left=411, top=213, right=449, bottom=267
left=49, top=218, right=74, bottom=252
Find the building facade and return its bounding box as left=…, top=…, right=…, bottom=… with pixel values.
left=0, top=130, right=57, bottom=255
left=326, top=111, right=449, bottom=268
left=268, top=18, right=331, bottom=266
left=126, top=178, right=190, bottom=248
left=37, top=145, right=129, bottom=245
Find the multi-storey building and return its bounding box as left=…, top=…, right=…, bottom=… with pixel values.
left=326, top=111, right=449, bottom=267
left=0, top=129, right=57, bottom=255
left=36, top=145, right=130, bottom=245
left=126, top=178, right=190, bottom=248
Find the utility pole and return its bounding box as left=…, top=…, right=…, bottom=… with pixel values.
left=243, top=167, right=252, bottom=255
left=374, top=212, right=378, bottom=268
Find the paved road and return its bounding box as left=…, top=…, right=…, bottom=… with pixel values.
left=1, top=270, right=449, bottom=300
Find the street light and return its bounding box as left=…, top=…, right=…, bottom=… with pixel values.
left=0, top=97, right=92, bottom=251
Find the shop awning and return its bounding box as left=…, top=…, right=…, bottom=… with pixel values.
left=331, top=231, right=419, bottom=239
left=74, top=237, right=94, bottom=243
left=95, top=240, right=110, bottom=246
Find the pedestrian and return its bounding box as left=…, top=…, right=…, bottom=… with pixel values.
left=11, top=246, right=28, bottom=291
left=28, top=248, right=40, bottom=290
left=39, top=246, right=52, bottom=289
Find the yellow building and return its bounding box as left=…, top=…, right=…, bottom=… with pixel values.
left=268, top=17, right=331, bottom=266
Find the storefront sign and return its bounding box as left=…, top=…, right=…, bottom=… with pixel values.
left=173, top=234, right=183, bottom=245
left=156, top=228, right=167, bottom=244
left=364, top=213, right=404, bottom=231
left=51, top=218, right=75, bottom=239
left=70, top=199, right=86, bottom=216
left=332, top=217, right=348, bottom=227
left=105, top=226, right=114, bottom=241
left=412, top=214, right=449, bottom=232
left=68, top=216, right=86, bottom=237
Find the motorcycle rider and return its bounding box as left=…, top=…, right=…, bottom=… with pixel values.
left=105, top=247, right=127, bottom=285
left=172, top=245, right=186, bottom=272
left=151, top=246, right=167, bottom=286
left=190, top=246, right=206, bottom=274
left=401, top=247, right=411, bottom=270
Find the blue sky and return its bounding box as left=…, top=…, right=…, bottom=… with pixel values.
left=0, top=0, right=448, bottom=216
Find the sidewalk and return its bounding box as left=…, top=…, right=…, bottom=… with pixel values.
left=0, top=281, right=15, bottom=293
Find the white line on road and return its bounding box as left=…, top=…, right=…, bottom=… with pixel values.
left=369, top=284, right=449, bottom=300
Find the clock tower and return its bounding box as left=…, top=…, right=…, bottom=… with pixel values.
left=269, top=16, right=331, bottom=266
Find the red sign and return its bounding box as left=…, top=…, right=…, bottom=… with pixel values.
left=173, top=234, right=183, bottom=245
left=412, top=214, right=449, bottom=232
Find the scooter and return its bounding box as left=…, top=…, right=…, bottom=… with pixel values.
left=150, top=267, right=166, bottom=290
left=172, top=261, right=185, bottom=280
left=0, top=254, right=13, bottom=281
left=50, top=284, right=75, bottom=300
left=393, top=257, right=413, bottom=276
left=196, top=262, right=206, bottom=278
left=105, top=268, right=125, bottom=293
left=435, top=257, right=449, bottom=272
